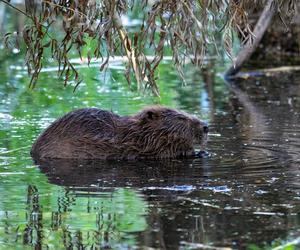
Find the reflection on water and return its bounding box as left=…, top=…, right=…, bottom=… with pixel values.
left=9, top=183, right=147, bottom=249
left=1, top=35, right=300, bottom=248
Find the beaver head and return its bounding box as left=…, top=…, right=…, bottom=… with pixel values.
left=120, top=106, right=208, bottom=158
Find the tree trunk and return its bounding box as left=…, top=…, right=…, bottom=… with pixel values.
left=225, top=0, right=277, bottom=77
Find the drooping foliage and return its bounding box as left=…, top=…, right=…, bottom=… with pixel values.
left=1, top=0, right=298, bottom=94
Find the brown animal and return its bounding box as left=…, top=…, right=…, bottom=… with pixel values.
left=31, top=106, right=208, bottom=159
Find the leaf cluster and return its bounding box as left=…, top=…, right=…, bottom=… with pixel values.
left=1, top=0, right=298, bottom=95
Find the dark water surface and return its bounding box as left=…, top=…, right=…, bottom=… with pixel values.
left=1, top=54, right=300, bottom=249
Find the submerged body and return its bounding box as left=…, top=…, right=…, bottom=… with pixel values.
left=31, top=106, right=208, bottom=159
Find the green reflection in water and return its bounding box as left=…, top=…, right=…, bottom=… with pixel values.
left=0, top=46, right=213, bottom=248
left=0, top=181, right=147, bottom=248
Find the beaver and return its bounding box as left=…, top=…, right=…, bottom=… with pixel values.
left=31, top=106, right=208, bottom=160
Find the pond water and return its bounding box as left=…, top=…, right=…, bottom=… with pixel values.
left=1, top=52, right=300, bottom=250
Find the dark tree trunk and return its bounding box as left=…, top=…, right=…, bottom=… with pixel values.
left=225, top=0, right=277, bottom=77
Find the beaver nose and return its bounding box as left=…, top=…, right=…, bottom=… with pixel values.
left=203, top=125, right=209, bottom=133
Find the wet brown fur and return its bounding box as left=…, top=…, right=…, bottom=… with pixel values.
left=31, top=106, right=208, bottom=159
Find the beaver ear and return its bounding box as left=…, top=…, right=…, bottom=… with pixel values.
left=146, top=111, right=155, bottom=120
left=146, top=110, right=159, bottom=120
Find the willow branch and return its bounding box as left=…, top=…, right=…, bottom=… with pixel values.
left=113, top=13, right=142, bottom=90
left=42, top=0, right=88, bottom=20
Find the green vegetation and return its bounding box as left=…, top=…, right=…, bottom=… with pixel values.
left=1, top=0, right=297, bottom=95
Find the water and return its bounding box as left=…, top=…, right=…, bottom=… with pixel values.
left=1, top=56, right=300, bottom=250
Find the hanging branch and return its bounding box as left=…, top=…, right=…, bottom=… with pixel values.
left=0, top=0, right=297, bottom=94
left=114, top=13, right=143, bottom=90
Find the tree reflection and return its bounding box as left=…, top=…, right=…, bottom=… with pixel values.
left=22, top=173, right=147, bottom=249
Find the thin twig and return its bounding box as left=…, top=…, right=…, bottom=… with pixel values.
left=113, top=13, right=142, bottom=90
left=0, top=0, right=32, bottom=19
